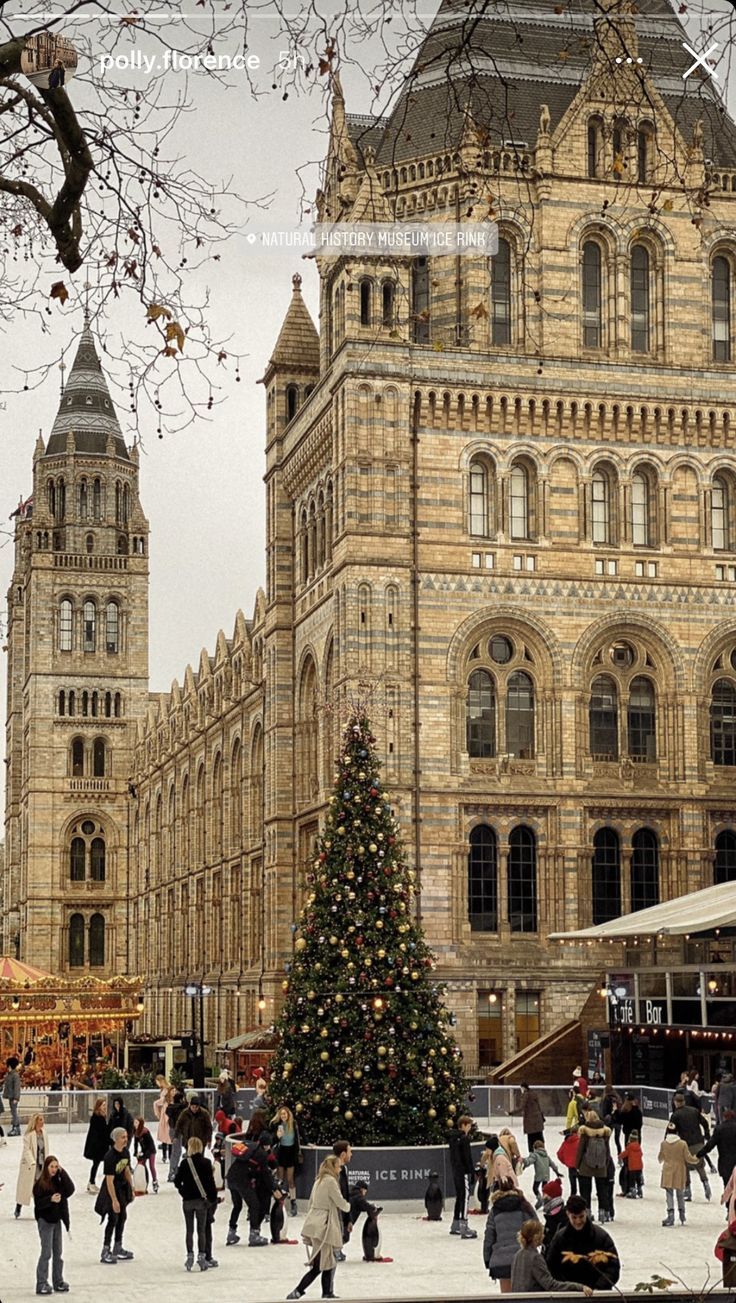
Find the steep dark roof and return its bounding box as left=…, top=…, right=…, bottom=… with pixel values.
left=45, top=323, right=128, bottom=459
left=364, top=0, right=736, bottom=168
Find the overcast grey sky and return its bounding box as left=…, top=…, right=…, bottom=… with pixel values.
left=1, top=0, right=735, bottom=817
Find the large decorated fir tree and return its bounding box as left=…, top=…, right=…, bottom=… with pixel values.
left=270, top=712, right=468, bottom=1145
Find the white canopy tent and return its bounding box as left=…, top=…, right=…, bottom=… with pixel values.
left=549, top=880, right=736, bottom=941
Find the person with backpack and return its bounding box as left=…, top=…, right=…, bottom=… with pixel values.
left=575, top=1110, right=613, bottom=1222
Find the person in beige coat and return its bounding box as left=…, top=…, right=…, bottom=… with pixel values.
left=287, top=1155, right=350, bottom=1299
left=659, top=1121, right=701, bottom=1226
left=16, top=1114, right=48, bottom=1218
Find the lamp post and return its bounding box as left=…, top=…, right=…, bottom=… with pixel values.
left=183, top=982, right=211, bottom=1087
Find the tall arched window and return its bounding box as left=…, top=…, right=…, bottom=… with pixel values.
left=469, top=459, right=491, bottom=536
left=630, top=245, right=650, bottom=353
left=631, top=471, right=651, bottom=546
left=631, top=828, right=659, bottom=911
left=592, top=828, right=621, bottom=924
left=411, top=256, right=430, bottom=343
left=286, top=385, right=299, bottom=423
left=105, top=601, right=119, bottom=654
left=591, top=469, right=612, bottom=544
left=59, top=599, right=73, bottom=652
left=381, top=280, right=395, bottom=328
left=89, top=914, right=105, bottom=966
left=70, top=838, right=85, bottom=881
left=711, top=678, right=736, bottom=766
left=506, top=671, right=535, bottom=758
left=360, top=278, right=372, bottom=327
left=466, top=669, right=496, bottom=758
left=93, top=739, right=106, bottom=778
left=83, top=600, right=96, bottom=652
left=79, top=478, right=88, bottom=519
left=714, top=829, right=736, bottom=883
left=300, top=509, right=309, bottom=583
left=92, top=478, right=101, bottom=520
left=68, top=690, right=75, bottom=717
left=582, top=242, right=602, bottom=348
left=196, top=765, right=205, bottom=862
left=90, top=837, right=106, bottom=882
left=508, top=825, right=537, bottom=933
left=712, top=476, right=730, bottom=550
left=587, top=117, right=603, bottom=179
left=491, top=238, right=512, bottom=345
left=628, top=676, right=656, bottom=760
left=510, top=463, right=529, bottom=540
left=69, top=914, right=85, bottom=967
left=231, top=739, right=243, bottom=845
left=589, top=675, right=618, bottom=759
left=637, top=124, right=654, bottom=183
left=71, top=737, right=84, bottom=777
left=468, top=825, right=498, bottom=931
left=713, top=256, right=731, bottom=362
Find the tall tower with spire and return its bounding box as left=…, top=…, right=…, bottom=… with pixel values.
left=3, top=321, right=149, bottom=976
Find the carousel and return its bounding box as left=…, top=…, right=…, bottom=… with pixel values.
left=0, top=958, right=143, bottom=1084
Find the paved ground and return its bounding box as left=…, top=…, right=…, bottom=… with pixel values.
left=0, top=1116, right=728, bottom=1301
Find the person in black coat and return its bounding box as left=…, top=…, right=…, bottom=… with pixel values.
left=33, top=1156, right=75, bottom=1295
left=174, top=1136, right=219, bottom=1271
left=108, top=1096, right=134, bottom=1141
left=83, top=1098, right=109, bottom=1193
left=166, top=1088, right=186, bottom=1181
left=546, top=1195, right=621, bottom=1291
left=671, top=1092, right=712, bottom=1200
left=225, top=1131, right=282, bottom=1247
left=619, top=1095, right=643, bottom=1143
left=449, top=1115, right=478, bottom=1240
left=701, top=1109, right=736, bottom=1185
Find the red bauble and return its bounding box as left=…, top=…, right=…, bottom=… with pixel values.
left=370, top=787, right=379, bottom=796
left=386, top=976, right=394, bottom=987
left=355, top=936, right=364, bottom=947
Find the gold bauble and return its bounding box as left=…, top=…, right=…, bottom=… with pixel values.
left=335, top=993, right=344, bottom=1003
left=389, top=1097, right=397, bottom=1106
left=353, top=1069, right=363, bottom=1079
left=300, top=1024, right=310, bottom=1034
left=448, top=1104, right=457, bottom=1114
left=341, top=949, right=349, bottom=959
left=361, top=1097, right=369, bottom=1107
left=377, top=949, right=386, bottom=959
left=320, top=1051, right=330, bottom=1062
left=313, top=1094, right=321, bottom=1103
left=345, top=1110, right=354, bottom=1121
left=320, top=1028, right=328, bottom=1038
left=284, top=1062, right=293, bottom=1072
left=295, top=938, right=307, bottom=952
left=329, top=936, right=338, bottom=945
left=411, top=970, right=419, bottom=980
left=307, top=990, right=316, bottom=1000
left=429, top=1049, right=436, bottom=1057
left=428, top=1107, right=437, bottom=1119
left=369, top=843, right=377, bottom=853
left=376, top=920, right=383, bottom=930
left=378, top=1045, right=387, bottom=1056
left=295, top=1103, right=303, bottom=1113
left=282, top=980, right=289, bottom=991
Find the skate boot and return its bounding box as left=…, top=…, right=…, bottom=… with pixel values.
left=185, top=1253, right=194, bottom=1272
left=449, top=1218, right=461, bottom=1235
left=226, top=1228, right=240, bottom=1245
left=459, top=1219, right=478, bottom=1239
left=248, top=1229, right=269, bottom=1246
left=704, top=1179, right=712, bottom=1202
left=661, top=1212, right=675, bottom=1227
left=100, top=1247, right=117, bottom=1265
left=205, top=1257, right=219, bottom=1268
left=114, top=1246, right=134, bottom=1261
left=197, top=1253, right=209, bottom=1271
left=290, top=1198, right=298, bottom=1216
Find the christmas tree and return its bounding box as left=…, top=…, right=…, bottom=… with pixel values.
left=270, top=712, right=468, bottom=1145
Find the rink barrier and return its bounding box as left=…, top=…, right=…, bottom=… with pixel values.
left=295, top=1141, right=487, bottom=1201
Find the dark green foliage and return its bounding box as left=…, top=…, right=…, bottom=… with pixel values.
left=270, top=713, right=468, bottom=1145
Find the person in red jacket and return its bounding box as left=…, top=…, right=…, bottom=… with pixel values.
left=618, top=1130, right=644, bottom=1198
left=557, top=1128, right=579, bottom=1197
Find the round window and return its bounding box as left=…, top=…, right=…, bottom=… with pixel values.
left=489, top=635, right=514, bottom=664
left=609, top=641, right=635, bottom=668
left=81, top=819, right=95, bottom=836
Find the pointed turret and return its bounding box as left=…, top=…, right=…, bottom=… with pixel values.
left=45, top=319, right=128, bottom=459
left=262, top=273, right=320, bottom=379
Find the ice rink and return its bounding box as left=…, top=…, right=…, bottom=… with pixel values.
left=0, top=1116, right=728, bottom=1302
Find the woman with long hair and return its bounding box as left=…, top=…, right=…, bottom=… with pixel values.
left=510, top=1219, right=591, bottom=1293
left=16, top=1113, right=48, bottom=1218
left=33, top=1155, right=75, bottom=1296
left=483, top=1177, right=538, bottom=1294
left=174, top=1136, right=219, bottom=1272
left=133, top=1116, right=159, bottom=1192
left=287, top=1155, right=350, bottom=1299
left=153, top=1075, right=173, bottom=1163
left=273, top=1104, right=301, bottom=1216
left=83, top=1098, right=108, bottom=1194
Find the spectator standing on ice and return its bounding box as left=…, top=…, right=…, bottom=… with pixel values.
left=509, top=1083, right=545, bottom=1151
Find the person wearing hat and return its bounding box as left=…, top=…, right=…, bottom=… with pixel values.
left=175, top=1095, right=213, bottom=1151
left=658, top=1120, right=702, bottom=1226
left=540, top=1177, right=565, bottom=1253
left=617, top=1129, right=644, bottom=1198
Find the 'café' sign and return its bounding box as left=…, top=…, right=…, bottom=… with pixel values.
left=611, top=996, right=666, bottom=1026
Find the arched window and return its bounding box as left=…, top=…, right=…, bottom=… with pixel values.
left=59, top=690, right=66, bottom=717
left=360, top=278, right=372, bottom=327
left=637, top=124, right=654, bottom=183
left=631, top=828, right=659, bottom=911
left=381, top=280, right=395, bottom=328
left=89, top=913, right=105, bottom=966
left=712, top=476, right=730, bottom=550
left=469, top=459, right=492, bottom=536
left=69, top=914, right=85, bottom=967
left=589, top=675, right=618, bottom=759
left=411, top=256, right=430, bottom=343
left=92, top=478, right=101, bottom=520
left=712, top=256, right=731, bottom=362
left=71, top=737, right=84, bottom=777
left=631, top=471, right=651, bottom=546
left=711, top=678, right=736, bottom=766
left=591, top=468, right=613, bottom=544
left=508, top=825, right=537, bottom=933
left=91, top=691, right=98, bottom=718
left=68, top=690, right=75, bottom=717
left=466, top=669, right=496, bottom=758
left=582, top=242, right=602, bottom=348
left=83, top=600, right=96, bottom=653
left=114, top=692, right=121, bottom=717
left=286, top=385, right=299, bottom=423
left=714, top=829, right=736, bottom=883
left=628, top=676, right=656, bottom=761
left=587, top=117, right=603, bottom=179
left=300, top=509, right=309, bottom=583
left=70, top=838, right=85, bottom=881
left=491, top=238, right=512, bottom=345
left=630, top=245, right=650, bottom=353
left=57, top=478, right=66, bottom=521
left=117, top=535, right=128, bottom=555
left=592, top=828, right=621, bottom=924
left=86, top=533, right=94, bottom=554
left=506, top=671, right=534, bottom=758
left=79, top=479, right=88, bottom=519
left=105, top=601, right=119, bottom=654
left=231, top=738, right=243, bottom=845
left=91, top=837, right=105, bottom=882
left=93, top=739, right=106, bottom=777
left=104, top=692, right=112, bottom=718
left=59, top=599, right=73, bottom=652
left=47, top=479, right=56, bottom=517
left=468, top=825, right=498, bottom=931
left=510, top=463, right=529, bottom=540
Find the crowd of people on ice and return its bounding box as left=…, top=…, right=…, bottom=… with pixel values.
left=3, top=1058, right=736, bottom=1297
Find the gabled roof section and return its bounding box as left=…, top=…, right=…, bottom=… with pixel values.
left=349, top=150, right=394, bottom=223
left=46, top=320, right=128, bottom=460
left=265, top=273, right=320, bottom=375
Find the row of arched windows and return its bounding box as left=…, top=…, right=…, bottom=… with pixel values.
left=299, top=483, right=334, bottom=584
left=47, top=477, right=133, bottom=525
left=586, top=116, right=654, bottom=185
left=69, top=737, right=108, bottom=779
left=58, top=689, right=122, bottom=718
left=468, top=825, right=537, bottom=933
left=468, top=455, right=736, bottom=550
left=68, top=913, right=105, bottom=967
left=58, top=598, right=120, bottom=653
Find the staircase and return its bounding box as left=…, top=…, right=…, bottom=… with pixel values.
left=488, top=983, right=607, bottom=1085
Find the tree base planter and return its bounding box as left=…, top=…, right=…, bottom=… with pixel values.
left=296, top=1142, right=485, bottom=1202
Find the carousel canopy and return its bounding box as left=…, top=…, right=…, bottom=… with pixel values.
left=0, top=957, right=52, bottom=983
